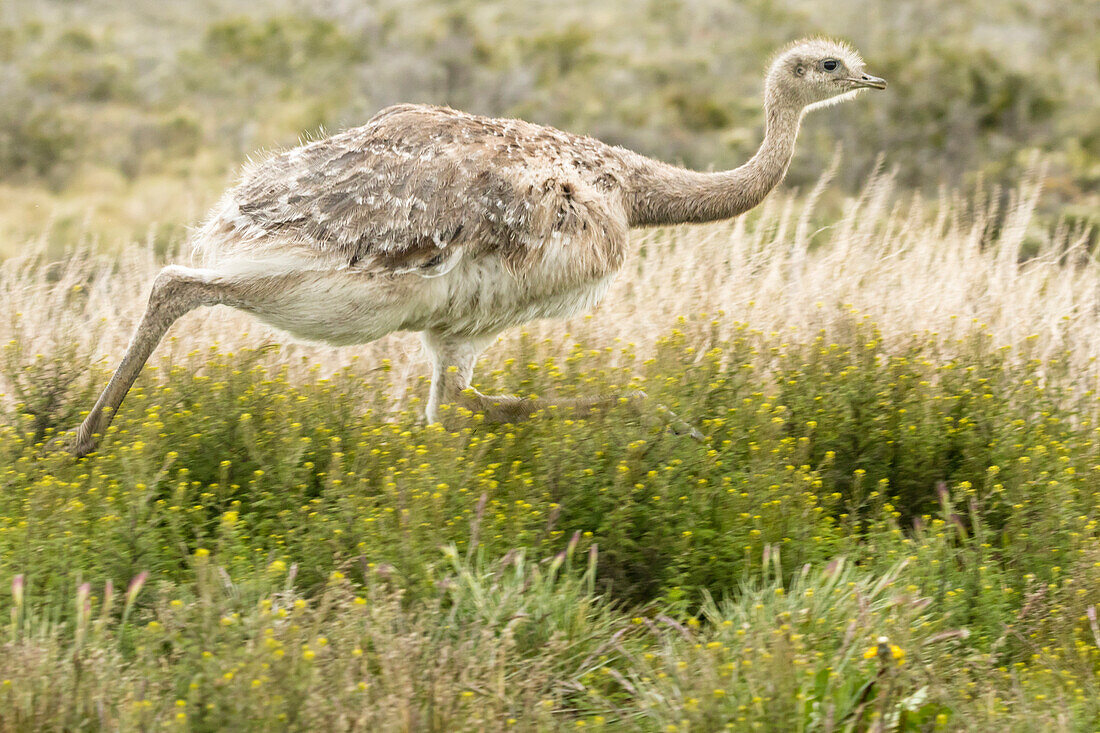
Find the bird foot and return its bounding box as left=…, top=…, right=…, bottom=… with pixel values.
left=652, top=403, right=705, bottom=442
left=670, top=421, right=705, bottom=442
left=69, top=434, right=98, bottom=459
left=46, top=427, right=99, bottom=458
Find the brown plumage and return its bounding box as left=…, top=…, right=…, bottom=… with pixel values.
left=71, top=38, right=885, bottom=456
left=225, top=104, right=629, bottom=279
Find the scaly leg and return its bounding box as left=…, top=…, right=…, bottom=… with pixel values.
left=72, top=266, right=244, bottom=457
left=423, top=331, right=498, bottom=424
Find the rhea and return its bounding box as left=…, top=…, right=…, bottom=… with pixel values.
left=71, top=38, right=885, bottom=456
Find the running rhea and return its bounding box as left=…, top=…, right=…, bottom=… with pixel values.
left=71, top=38, right=886, bottom=456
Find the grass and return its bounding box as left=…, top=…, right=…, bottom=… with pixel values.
left=3, top=0, right=1099, bottom=256
left=2, top=169, right=1100, bottom=730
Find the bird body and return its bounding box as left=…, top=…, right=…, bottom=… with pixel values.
left=192, top=104, right=632, bottom=343
left=72, top=38, right=885, bottom=456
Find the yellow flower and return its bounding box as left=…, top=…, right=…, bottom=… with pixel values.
left=864, top=639, right=905, bottom=663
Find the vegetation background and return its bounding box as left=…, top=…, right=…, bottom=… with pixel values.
left=2, top=0, right=1100, bottom=730
left=0, top=0, right=1097, bottom=253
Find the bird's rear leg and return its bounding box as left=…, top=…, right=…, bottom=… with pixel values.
left=71, top=266, right=229, bottom=457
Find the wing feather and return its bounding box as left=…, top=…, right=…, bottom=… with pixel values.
left=222, top=104, right=628, bottom=278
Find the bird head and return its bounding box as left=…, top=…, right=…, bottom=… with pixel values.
left=765, top=38, right=886, bottom=113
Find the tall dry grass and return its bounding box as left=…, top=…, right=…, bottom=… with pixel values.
left=1, top=157, right=1096, bottom=414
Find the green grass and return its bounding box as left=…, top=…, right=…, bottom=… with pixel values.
left=2, top=0, right=1099, bottom=255
left=3, top=314, right=1100, bottom=730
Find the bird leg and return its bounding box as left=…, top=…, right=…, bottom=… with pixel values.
left=70, top=266, right=235, bottom=457
left=423, top=331, right=498, bottom=425
left=422, top=331, right=702, bottom=438
left=459, top=388, right=650, bottom=423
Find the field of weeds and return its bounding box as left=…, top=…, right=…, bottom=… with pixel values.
left=2, top=167, right=1100, bottom=730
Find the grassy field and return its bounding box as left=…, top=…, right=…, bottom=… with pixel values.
left=2, top=168, right=1100, bottom=730
left=3, top=2, right=1100, bottom=728
left=1, top=0, right=1098, bottom=255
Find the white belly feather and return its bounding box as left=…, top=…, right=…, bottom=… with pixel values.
left=213, top=252, right=618, bottom=346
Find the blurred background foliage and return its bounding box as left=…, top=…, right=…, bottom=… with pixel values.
left=0, top=0, right=1097, bottom=253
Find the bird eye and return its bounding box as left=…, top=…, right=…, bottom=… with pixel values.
left=823, top=59, right=838, bottom=71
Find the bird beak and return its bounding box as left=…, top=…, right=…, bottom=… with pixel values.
left=849, top=73, right=887, bottom=90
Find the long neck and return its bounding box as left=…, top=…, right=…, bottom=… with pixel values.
left=624, top=101, right=802, bottom=227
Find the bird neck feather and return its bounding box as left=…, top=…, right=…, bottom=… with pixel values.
left=624, top=103, right=802, bottom=227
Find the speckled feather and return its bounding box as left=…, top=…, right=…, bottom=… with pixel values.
left=200, top=104, right=634, bottom=282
